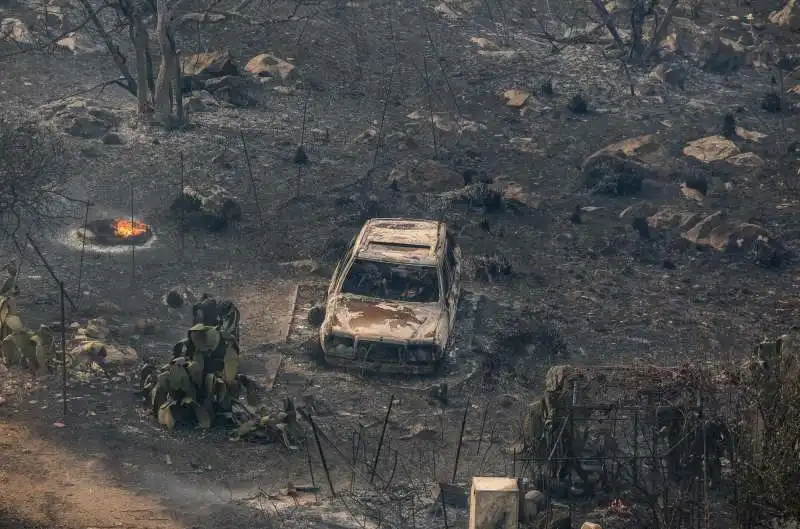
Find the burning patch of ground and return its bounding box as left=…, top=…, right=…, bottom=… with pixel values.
left=60, top=216, right=158, bottom=254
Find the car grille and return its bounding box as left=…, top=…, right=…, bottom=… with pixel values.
left=357, top=341, right=403, bottom=363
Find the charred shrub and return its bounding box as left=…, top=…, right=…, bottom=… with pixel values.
left=761, top=91, right=782, bottom=113
left=473, top=253, right=512, bottom=282
left=0, top=113, right=69, bottom=238
left=583, top=156, right=644, bottom=196
left=466, top=183, right=504, bottom=212
left=481, top=320, right=568, bottom=389
left=567, top=94, right=589, bottom=114
left=540, top=78, right=554, bottom=96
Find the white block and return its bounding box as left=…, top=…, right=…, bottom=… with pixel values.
left=468, top=477, right=519, bottom=529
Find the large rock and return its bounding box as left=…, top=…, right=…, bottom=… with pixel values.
left=56, top=32, right=104, bottom=54
left=181, top=51, right=238, bottom=90
left=185, top=90, right=220, bottom=113
left=171, top=184, right=242, bottom=232
left=203, top=75, right=260, bottom=107
left=681, top=211, right=787, bottom=266
left=245, top=53, right=295, bottom=81
left=0, top=18, right=33, bottom=45
left=176, top=12, right=226, bottom=25
left=647, top=207, right=703, bottom=231
left=727, top=152, right=767, bottom=169
left=683, top=136, right=740, bottom=163
left=770, top=0, right=800, bottom=31
left=672, top=18, right=748, bottom=73
left=39, top=97, right=117, bottom=138
left=648, top=63, right=687, bottom=88
left=581, top=135, right=667, bottom=195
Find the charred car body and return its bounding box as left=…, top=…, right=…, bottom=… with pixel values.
left=318, top=218, right=462, bottom=374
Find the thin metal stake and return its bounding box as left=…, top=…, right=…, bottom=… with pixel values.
left=305, top=442, right=316, bottom=487
left=296, top=97, right=309, bottom=198
left=178, top=152, right=185, bottom=253
left=239, top=131, right=264, bottom=227
left=476, top=403, right=489, bottom=455
left=75, top=200, right=90, bottom=305
left=452, top=398, right=470, bottom=482
left=441, top=490, right=449, bottom=529
left=130, top=186, right=135, bottom=286
left=59, top=281, right=67, bottom=417
left=308, top=413, right=335, bottom=496
left=371, top=394, right=395, bottom=484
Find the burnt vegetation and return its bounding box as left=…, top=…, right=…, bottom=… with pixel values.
left=1, top=0, right=800, bottom=525
left=0, top=114, right=70, bottom=242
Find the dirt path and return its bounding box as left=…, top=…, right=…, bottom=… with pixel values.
left=0, top=422, right=184, bottom=529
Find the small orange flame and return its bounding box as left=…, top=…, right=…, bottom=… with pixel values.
left=113, top=218, right=149, bottom=239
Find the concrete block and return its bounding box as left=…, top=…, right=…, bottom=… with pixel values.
left=468, top=477, right=519, bottom=529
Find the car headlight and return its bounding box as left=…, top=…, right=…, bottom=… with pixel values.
left=326, top=335, right=355, bottom=358
left=407, top=344, right=438, bottom=363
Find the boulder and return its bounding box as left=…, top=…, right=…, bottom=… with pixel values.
left=387, top=158, right=463, bottom=192
left=171, top=184, right=242, bottom=232
left=185, top=90, right=220, bottom=113
left=648, top=207, right=702, bottom=231
left=726, top=152, right=766, bottom=169
left=581, top=523, right=602, bottom=529
left=503, top=89, right=531, bottom=107
left=104, top=343, right=138, bottom=366
left=620, top=201, right=659, bottom=220
left=102, top=132, right=123, bottom=145
left=648, top=63, right=687, bottom=88
left=683, top=136, right=740, bottom=163
left=245, top=53, right=295, bottom=81
left=681, top=211, right=787, bottom=266
left=0, top=18, right=33, bottom=45
left=176, top=12, right=226, bottom=25
left=39, top=97, right=117, bottom=138
left=582, top=135, right=666, bottom=195
left=55, top=32, right=104, bottom=54
left=470, top=36, right=501, bottom=50
left=770, top=0, right=800, bottom=31
left=203, top=75, right=260, bottom=107
left=672, top=18, right=747, bottom=73
left=524, top=490, right=546, bottom=519
left=181, top=51, right=238, bottom=90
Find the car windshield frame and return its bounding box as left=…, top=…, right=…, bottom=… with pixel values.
left=340, top=258, right=441, bottom=303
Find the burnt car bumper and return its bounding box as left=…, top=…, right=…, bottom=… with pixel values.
left=322, top=335, right=442, bottom=374
left=324, top=355, right=439, bottom=374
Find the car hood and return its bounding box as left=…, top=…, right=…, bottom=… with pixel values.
left=328, top=294, right=443, bottom=342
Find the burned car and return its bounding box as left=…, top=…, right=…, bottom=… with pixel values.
left=318, top=218, right=462, bottom=374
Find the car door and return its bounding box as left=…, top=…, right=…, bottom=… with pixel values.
left=443, top=241, right=460, bottom=338
left=327, top=236, right=357, bottom=301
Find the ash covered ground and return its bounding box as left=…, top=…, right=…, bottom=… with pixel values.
left=0, top=0, right=799, bottom=526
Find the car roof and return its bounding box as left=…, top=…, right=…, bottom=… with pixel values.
left=354, top=218, right=446, bottom=266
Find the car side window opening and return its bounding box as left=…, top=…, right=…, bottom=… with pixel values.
left=341, top=259, right=440, bottom=303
